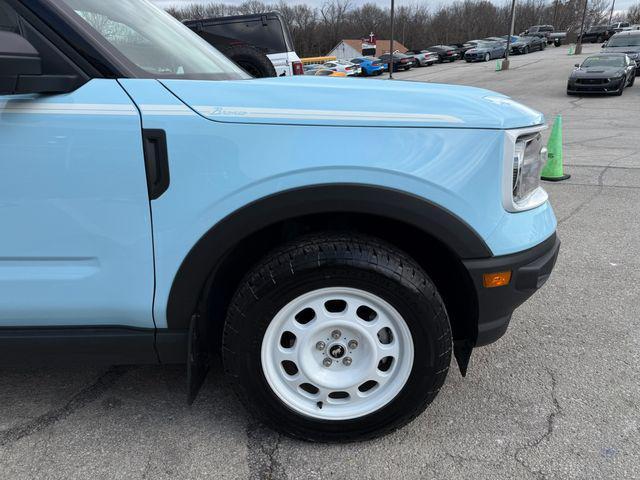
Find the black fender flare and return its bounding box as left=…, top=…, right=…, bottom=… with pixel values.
left=166, top=184, right=491, bottom=328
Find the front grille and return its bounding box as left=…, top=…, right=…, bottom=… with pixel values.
left=576, top=78, right=607, bottom=84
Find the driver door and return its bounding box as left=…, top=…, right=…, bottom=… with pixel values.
left=0, top=1, right=155, bottom=329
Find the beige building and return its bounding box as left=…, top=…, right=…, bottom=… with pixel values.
left=327, top=39, right=409, bottom=60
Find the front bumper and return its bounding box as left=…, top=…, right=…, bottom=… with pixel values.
left=463, top=233, right=560, bottom=346
left=567, top=76, right=624, bottom=93
left=464, top=52, right=486, bottom=61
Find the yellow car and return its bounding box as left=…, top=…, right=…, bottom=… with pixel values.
left=304, top=68, right=347, bottom=77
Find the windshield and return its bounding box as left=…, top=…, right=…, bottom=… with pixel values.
left=607, top=35, right=640, bottom=47
left=58, top=0, right=249, bottom=80
left=582, top=56, right=625, bottom=67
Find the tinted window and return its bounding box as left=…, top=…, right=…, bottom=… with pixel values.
left=582, top=55, right=625, bottom=67
left=199, top=18, right=288, bottom=55
left=607, top=35, right=640, bottom=47
left=0, top=1, right=19, bottom=33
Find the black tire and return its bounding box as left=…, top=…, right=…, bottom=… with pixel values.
left=615, top=80, right=625, bottom=96
left=628, top=75, right=635, bottom=86
left=221, top=44, right=276, bottom=78
left=223, top=233, right=452, bottom=442
left=484, top=53, right=491, bottom=62
left=523, top=46, right=530, bottom=54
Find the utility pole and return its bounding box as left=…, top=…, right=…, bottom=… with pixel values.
left=608, top=0, right=616, bottom=25
left=575, top=0, right=588, bottom=55
left=502, top=0, right=517, bottom=70
left=389, top=0, right=395, bottom=79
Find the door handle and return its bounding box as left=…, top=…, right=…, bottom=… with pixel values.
left=142, top=129, right=170, bottom=200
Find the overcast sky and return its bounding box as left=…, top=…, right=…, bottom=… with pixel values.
left=152, top=0, right=636, bottom=14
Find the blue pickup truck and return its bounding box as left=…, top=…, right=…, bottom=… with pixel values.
left=0, top=0, right=559, bottom=441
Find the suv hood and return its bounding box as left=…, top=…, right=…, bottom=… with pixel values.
left=160, top=77, right=543, bottom=129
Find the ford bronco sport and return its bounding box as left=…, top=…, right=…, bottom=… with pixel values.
left=0, top=0, right=559, bottom=441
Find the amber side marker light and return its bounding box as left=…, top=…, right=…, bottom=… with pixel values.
left=482, top=271, right=512, bottom=288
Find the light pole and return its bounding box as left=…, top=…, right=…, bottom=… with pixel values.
left=389, top=0, right=395, bottom=79
left=575, top=0, right=588, bottom=55
left=608, top=0, right=616, bottom=25
left=502, top=0, right=517, bottom=70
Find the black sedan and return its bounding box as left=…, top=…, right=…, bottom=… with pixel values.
left=426, top=45, right=459, bottom=62
left=567, top=53, right=636, bottom=95
left=377, top=53, right=415, bottom=71
left=504, top=35, right=546, bottom=54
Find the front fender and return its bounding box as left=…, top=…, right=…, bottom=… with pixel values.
left=118, top=79, right=555, bottom=329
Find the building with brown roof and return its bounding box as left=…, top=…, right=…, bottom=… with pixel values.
left=327, top=39, right=409, bottom=60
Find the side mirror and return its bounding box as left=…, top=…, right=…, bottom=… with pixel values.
left=602, top=42, right=607, bottom=48
left=0, top=31, right=80, bottom=95
left=574, top=63, right=580, bottom=67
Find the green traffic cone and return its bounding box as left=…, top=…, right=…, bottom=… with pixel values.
left=495, top=59, right=502, bottom=71
left=568, top=44, right=575, bottom=55
left=541, top=115, right=570, bottom=181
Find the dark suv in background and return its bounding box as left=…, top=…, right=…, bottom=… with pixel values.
left=579, top=25, right=615, bottom=43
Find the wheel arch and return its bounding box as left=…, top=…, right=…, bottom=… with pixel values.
left=166, top=184, right=490, bottom=343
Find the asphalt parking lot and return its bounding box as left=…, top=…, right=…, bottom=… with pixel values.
left=1, top=44, right=639, bottom=480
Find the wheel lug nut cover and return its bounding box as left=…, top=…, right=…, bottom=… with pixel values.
left=323, top=357, right=332, bottom=367
left=331, top=329, right=341, bottom=339
left=315, top=341, right=326, bottom=350
left=343, top=357, right=352, bottom=366
left=348, top=340, right=358, bottom=349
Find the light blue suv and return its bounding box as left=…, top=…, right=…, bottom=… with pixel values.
left=0, top=0, right=559, bottom=441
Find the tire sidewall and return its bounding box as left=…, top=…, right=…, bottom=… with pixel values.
left=225, top=263, right=449, bottom=440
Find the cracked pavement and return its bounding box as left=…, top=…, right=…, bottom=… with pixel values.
left=1, top=44, right=639, bottom=479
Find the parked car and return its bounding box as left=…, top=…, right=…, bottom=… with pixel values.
left=504, top=35, right=546, bottom=54
left=567, top=53, right=635, bottom=95
left=378, top=53, right=415, bottom=71
left=405, top=50, right=439, bottom=66
left=522, top=25, right=567, bottom=46
left=579, top=25, right=615, bottom=43
left=304, top=65, right=346, bottom=77
left=609, top=22, right=631, bottom=33
left=426, top=45, right=459, bottom=62
left=1, top=0, right=560, bottom=442
left=350, top=57, right=384, bottom=76
left=602, top=30, right=640, bottom=72
left=304, top=68, right=347, bottom=77
left=185, top=12, right=303, bottom=78
left=464, top=41, right=506, bottom=62
left=323, top=60, right=361, bottom=76
left=447, top=43, right=476, bottom=58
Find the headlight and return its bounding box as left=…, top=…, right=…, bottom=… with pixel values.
left=503, top=128, right=548, bottom=212
left=513, top=132, right=546, bottom=203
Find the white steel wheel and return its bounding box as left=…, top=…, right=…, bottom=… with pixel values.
left=261, top=287, right=414, bottom=420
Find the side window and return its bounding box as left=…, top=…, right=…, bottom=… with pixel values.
left=0, top=0, right=87, bottom=84
left=201, top=19, right=287, bottom=55
left=0, top=1, right=20, bottom=33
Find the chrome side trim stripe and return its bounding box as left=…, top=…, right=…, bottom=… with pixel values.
left=194, top=105, right=464, bottom=124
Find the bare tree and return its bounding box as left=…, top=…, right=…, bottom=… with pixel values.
left=629, top=2, right=640, bottom=23
left=164, top=0, right=640, bottom=57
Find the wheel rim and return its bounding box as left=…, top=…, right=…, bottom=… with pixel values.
left=485, top=53, right=490, bottom=61
left=261, top=287, right=414, bottom=420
